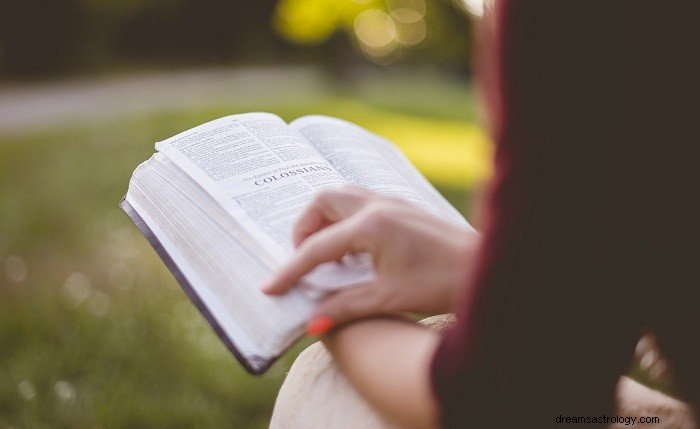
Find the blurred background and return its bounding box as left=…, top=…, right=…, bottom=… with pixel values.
left=0, top=0, right=666, bottom=427
left=0, top=1, right=490, bottom=427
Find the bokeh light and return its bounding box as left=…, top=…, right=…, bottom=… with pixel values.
left=453, top=0, right=485, bottom=17
left=62, top=272, right=92, bottom=308
left=354, top=9, right=399, bottom=62
left=53, top=381, right=77, bottom=402
left=274, top=0, right=469, bottom=65
left=17, top=380, right=37, bottom=401
left=4, top=254, right=28, bottom=283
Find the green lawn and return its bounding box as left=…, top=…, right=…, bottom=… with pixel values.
left=0, top=88, right=491, bottom=428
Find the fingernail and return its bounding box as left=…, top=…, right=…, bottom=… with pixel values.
left=260, top=279, right=274, bottom=294
left=306, top=315, right=335, bottom=336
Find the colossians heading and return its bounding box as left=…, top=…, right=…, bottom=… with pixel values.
left=253, top=165, right=333, bottom=186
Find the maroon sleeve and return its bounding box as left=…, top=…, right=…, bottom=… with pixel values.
left=430, top=1, right=700, bottom=427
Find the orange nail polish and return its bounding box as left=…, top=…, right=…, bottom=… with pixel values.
left=306, top=315, right=335, bottom=336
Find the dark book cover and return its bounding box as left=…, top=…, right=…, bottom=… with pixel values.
left=119, top=197, right=277, bottom=375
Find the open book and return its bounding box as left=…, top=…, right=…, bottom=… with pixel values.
left=121, top=113, right=474, bottom=374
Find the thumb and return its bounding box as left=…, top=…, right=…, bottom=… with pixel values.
left=307, top=284, right=383, bottom=335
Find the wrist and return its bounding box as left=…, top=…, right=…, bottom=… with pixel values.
left=320, top=314, right=415, bottom=347
left=449, top=230, right=480, bottom=306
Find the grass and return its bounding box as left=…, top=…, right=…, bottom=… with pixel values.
left=0, top=86, right=491, bottom=428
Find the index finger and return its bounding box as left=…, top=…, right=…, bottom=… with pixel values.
left=293, top=186, right=376, bottom=247
left=263, top=215, right=371, bottom=295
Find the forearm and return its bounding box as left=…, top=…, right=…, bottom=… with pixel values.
left=322, top=317, right=442, bottom=429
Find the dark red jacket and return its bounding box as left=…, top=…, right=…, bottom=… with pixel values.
left=431, top=1, right=700, bottom=427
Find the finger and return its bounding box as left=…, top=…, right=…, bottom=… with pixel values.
left=293, top=186, right=376, bottom=247
left=313, top=283, right=383, bottom=327
left=263, top=217, right=371, bottom=295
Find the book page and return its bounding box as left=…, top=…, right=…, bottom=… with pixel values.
left=290, top=115, right=474, bottom=230
left=156, top=113, right=345, bottom=262
left=125, top=155, right=315, bottom=367
left=155, top=113, right=374, bottom=291
left=123, top=113, right=477, bottom=368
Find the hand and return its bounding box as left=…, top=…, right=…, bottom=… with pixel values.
left=262, top=185, right=480, bottom=330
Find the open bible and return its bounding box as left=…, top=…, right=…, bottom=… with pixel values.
left=121, top=113, right=474, bottom=374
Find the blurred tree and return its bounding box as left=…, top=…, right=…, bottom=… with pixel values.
left=113, top=0, right=284, bottom=64
left=273, top=0, right=472, bottom=69
left=0, top=0, right=91, bottom=76
left=0, top=0, right=472, bottom=77
left=0, top=0, right=287, bottom=77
